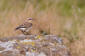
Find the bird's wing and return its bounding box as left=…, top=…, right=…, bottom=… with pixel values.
left=15, top=22, right=32, bottom=30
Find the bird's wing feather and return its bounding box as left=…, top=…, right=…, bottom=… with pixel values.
left=15, top=22, right=32, bottom=30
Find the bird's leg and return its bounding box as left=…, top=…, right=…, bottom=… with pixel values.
left=22, top=31, right=30, bottom=35
left=25, top=29, right=31, bottom=35
left=25, top=32, right=30, bottom=35
left=23, top=31, right=28, bottom=35
left=21, top=30, right=26, bottom=35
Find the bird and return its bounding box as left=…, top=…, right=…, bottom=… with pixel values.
left=15, top=18, right=33, bottom=35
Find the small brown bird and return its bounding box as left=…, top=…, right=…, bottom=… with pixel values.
left=15, top=18, right=33, bottom=35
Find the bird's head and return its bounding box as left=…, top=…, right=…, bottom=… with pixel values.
left=27, top=18, right=33, bottom=23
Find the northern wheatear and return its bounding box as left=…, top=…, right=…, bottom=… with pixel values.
left=15, top=18, right=33, bottom=35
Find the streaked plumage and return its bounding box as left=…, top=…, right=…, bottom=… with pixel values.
left=15, top=18, right=33, bottom=35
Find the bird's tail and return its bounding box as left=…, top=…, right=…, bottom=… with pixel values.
left=15, top=27, right=19, bottom=30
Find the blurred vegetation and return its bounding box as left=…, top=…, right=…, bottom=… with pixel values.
left=0, top=0, right=85, bottom=15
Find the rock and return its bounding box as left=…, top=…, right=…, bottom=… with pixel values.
left=0, top=35, right=71, bottom=56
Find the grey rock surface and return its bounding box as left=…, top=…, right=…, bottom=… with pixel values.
left=0, top=35, right=71, bottom=56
